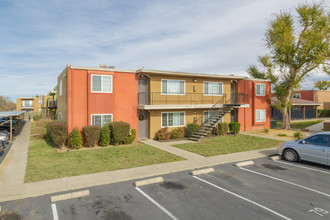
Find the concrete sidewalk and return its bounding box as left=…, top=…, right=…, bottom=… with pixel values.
left=305, top=119, right=330, bottom=132
left=0, top=121, right=31, bottom=185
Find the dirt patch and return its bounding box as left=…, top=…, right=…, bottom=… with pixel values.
left=0, top=210, right=22, bottom=220
left=261, top=164, right=287, bottom=170
left=246, top=128, right=308, bottom=140
left=160, top=181, right=185, bottom=190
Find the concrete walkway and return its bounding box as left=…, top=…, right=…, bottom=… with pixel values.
left=240, top=132, right=289, bottom=141
left=305, top=119, right=330, bottom=132
left=0, top=121, right=31, bottom=185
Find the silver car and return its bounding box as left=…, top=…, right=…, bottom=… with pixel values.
left=277, top=132, right=330, bottom=166
left=0, top=130, right=9, bottom=144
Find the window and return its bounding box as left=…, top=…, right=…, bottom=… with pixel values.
left=91, top=114, right=113, bottom=127
left=256, top=84, right=266, bottom=96
left=256, top=110, right=266, bottom=122
left=203, top=111, right=222, bottom=123
left=91, top=75, right=113, bottom=93
left=22, top=100, right=33, bottom=107
left=161, top=112, right=185, bottom=127
left=304, top=135, right=329, bottom=147
left=161, top=80, right=185, bottom=95
left=59, top=80, right=62, bottom=96
left=204, top=82, right=223, bottom=95
left=293, top=93, right=301, bottom=99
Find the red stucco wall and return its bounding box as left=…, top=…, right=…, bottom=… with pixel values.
left=67, top=67, right=138, bottom=136
left=237, top=80, right=271, bottom=131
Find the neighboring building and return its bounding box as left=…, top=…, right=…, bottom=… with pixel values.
left=293, top=90, right=330, bottom=110
left=57, top=65, right=271, bottom=140
left=57, top=65, right=138, bottom=135
left=16, top=97, right=42, bottom=113
left=271, top=97, right=321, bottom=121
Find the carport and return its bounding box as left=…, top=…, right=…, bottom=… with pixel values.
left=0, top=111, right=25, bottom=141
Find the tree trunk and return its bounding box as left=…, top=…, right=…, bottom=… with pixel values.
left=281, top=90, right=292, bottom=130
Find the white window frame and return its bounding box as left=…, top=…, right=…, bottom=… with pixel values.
left=161, top=112, right=185, bottom=127
left=161, top=79, right=185, bottom=95
left=256, top=83, right=266, bottom=96
left=255, top=109, right=266, bottom=122
left=59, top=80, right=62, bottom=96
left=91, top=114, right=113, bottom=127
left=293, top=93, right=301, bottom=99
left=203, top=111, right=223, bottom=123
left=91, top=74, right=113, bottom=93
left=203, top=81, right=223, bottom=96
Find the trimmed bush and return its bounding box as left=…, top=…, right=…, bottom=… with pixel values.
left=187, top=123, right=199, bottom=137
left=171, top=128, right=184, bottom=139
left=83, top=125, right=101, bottom=147
left=47, top=121, right=67, bottom=148
left=33, top=113, right=41, bottom=121
left=293, top=131, right=303, bottom=140
left=264, top=128, right=269, bottom=134
left=99, top=125, right=111, bottom=146
left=228, top=122, right=240, bottom=134
left=69, top=128, right=83, bottom=149
left=109, top=121, right=130, bottom=145
left=318, top=109, right=330, bottom=117
left=278, top=133, right=287, bottom=136
left=125, top=129, right=136, bottom=144
left=155, top=127, right=171, bottom=140
left=217, top=122, right=228, bottom=135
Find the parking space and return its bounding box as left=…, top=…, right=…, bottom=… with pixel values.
left=1, top=157, right=329, bottom=220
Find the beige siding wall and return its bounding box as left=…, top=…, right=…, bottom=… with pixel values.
left=57, top=67, right=68, bottom=123
left=315, top=91, right=330, bottom=110
left=149, top=109, right=231, bottom=139
left=148, top=75, right=232, bottom=105
left=16, top=98, right=42, bottom=112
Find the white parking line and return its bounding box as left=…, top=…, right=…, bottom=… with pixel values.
left=193, top=176, right=291, bottom=220
left=273, top=160, right=330, bottom=175
left=135, top=187, right=179, bottom=220
left=240, top=167, right=330, bottom=197
left=51, top=204, right=59, bottom=220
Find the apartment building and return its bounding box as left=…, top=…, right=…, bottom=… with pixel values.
left=57, top=65, right=138, bottom=134
left=57, top=65, right=271, bottom=140
left=16, top=97, right=42, bottom=113
left=293, top=90, right=330, bottom=110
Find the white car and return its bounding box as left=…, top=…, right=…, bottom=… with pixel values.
left=277, top=132, right=330, bottom=166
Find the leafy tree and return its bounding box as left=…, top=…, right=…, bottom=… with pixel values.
left=314, top=80, right=330, bottom=90
left=247, top=3, right=329, bottom=129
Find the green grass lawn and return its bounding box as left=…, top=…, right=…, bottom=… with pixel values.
left=276, top=120, right=322, bottom=129
left=25, top=136, right=183, bottom=182
left=173, top=134, right=284, bottom=157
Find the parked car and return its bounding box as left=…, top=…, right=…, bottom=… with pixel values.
left=0, top=130, right=10, bottom=144
left=277, top=132, right=330, bottom=166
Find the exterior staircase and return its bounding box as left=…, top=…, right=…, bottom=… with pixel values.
left=188, top=93, right=247, bottom=141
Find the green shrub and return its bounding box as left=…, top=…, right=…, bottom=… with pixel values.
left=155, top=127, right=171, bottom=140
left=33, top=113, right=41, bottom=121
left=69, top=128, right=83, bottom=149
left=171, top=128, right=185, bottom=139
left=228, top=122, right=240, bottom=134
left=187, top=123, right=199, bottom=136
left=293, top=131, right=303, bottom=140
left=278, top=133, right=287, bottom=136
left=47, top=121, right=67, bottom=148
left=217, top=122, right=228, bottom=135
left=83, top=125, right=101, bottom=147
left=109, top=121, right=130, bottom=145
left=264, top=128, right=269, bottom=134
left=318, top=109, right=330, bottom=117
left=99, top=125, right=111, bottom=146
left=125, top=129, right=136, bottom=144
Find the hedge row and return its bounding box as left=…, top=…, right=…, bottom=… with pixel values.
left=46, top=121, right=136, bottom=148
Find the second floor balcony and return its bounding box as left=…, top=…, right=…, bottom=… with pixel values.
left=138, top=92, right=249, bottom=110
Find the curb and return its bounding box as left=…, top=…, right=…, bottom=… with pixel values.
left=270, top=155, right=281, bottom=161
left=190, top=168, right=214, bottom=176
left=234, top=160, right=254, bottom=167
left=134, top=177, right=164, bottom=187
left=50, top=190, right=90, bottom=203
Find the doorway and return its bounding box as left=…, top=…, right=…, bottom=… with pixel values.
left=138, top=112, right=148, bottom=139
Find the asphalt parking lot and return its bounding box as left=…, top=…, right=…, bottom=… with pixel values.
left=0, top=157, right=329, bottom=220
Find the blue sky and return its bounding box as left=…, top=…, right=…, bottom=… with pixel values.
left=0, top=0, right=328, bottom=101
